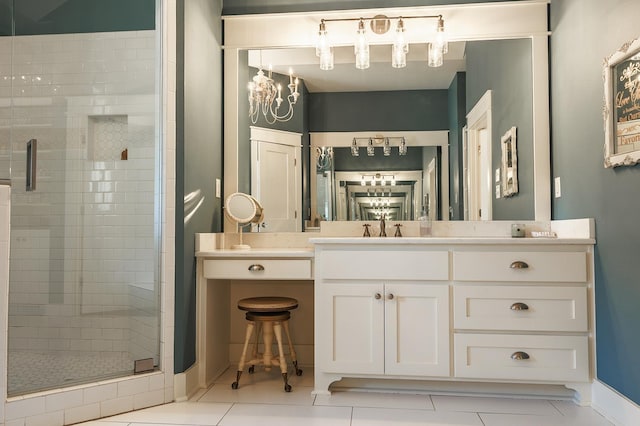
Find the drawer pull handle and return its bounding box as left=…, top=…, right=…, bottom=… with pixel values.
left=510, top=302, right=529, bottom=311
left=387, top=293, right=394, bottom=300
left=374, top=293, right=382, bottom=300
left=248, top=264, right=265, bottom=272
left=511, top=351, right=530, bottom=360
left=510, top=261, right=529, bottom=269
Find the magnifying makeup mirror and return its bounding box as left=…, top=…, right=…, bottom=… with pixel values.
left=224, top=192, right=264, bottom=249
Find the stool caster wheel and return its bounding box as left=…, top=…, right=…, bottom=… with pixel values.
left=295, top=368, right=303, bottom=376
left=284, top=384, right=292, bottom=392
left=248, top=365, right=255, bottom=374
left=231, top=382, right=239, bottom=390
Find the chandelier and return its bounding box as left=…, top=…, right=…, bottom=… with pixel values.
left=315, top=14, right=448, bottom=71
left=248, top=65, right=300, bottom=124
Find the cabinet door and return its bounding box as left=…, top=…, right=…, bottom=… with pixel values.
left=384, top=283, right=450, bottom=377
left=316, top=282, right=384, bottom=374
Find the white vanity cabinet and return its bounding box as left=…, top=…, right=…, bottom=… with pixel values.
left=317, top=281, right=449, bottom=377
left=311, top=238, right=595, bottom=401
left=452, top=248, right=591, bottom=383
left=313, top=242, right=451, bottom=393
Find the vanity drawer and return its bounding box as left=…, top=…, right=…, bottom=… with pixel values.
left=454, top=334, right=589, bottom=382
left=453, top=285, right=588, bottom=332
left=203, top=258, right=312, bottom=280
left=453, top=251, right=586, bottom=282
left=319, top=249, right=449, bottom=281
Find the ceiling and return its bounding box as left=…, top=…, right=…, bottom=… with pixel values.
left=249, top=41, right=466, bottom=93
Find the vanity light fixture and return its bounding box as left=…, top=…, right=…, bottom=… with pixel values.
left=315, top=14, right=447, bottom=70
left=351, top=136, right=408, bottom=157
left=248, top=64, right=299, bottom=124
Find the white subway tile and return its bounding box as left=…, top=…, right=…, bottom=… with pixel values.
left=100, top=395, right=133, bottom=418
left=45, top=389, right=84, bottom=411
left=25, top=410, right=64, bottom=426
left=83, top=383, right=118, bottom=404
left=5, top=396, right=46, bottom=420
left=64, top=402, right=100, bottom=425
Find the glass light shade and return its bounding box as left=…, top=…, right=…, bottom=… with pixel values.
left=399, top=138, right=408, bottom=155
left=436, top=17, right=448, bottom=54
left=361, top=176, right=366, bottom=186
left=428, top=42, right=443, bottom=67
left=392, top=19, right=408, bottom=68
left=316, top=21, right=329, bottom=57
left=367, top=139, right=375, bottom=156
left=355, top=20, right=370, bottom=69
left=351, top=139, right=359, bottom=156
left=319, top=47, right=334, bottom=70
left=383, top=139, right=391, bottom=156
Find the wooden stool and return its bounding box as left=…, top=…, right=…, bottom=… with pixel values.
left=232, top=296, right=303, bottom=392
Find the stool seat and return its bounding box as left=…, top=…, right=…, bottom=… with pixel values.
left=245, top=311, right=290, bottom=322
left=238, top=296, right=298, bottom=312
left=232, top=296, right=302, bottom=392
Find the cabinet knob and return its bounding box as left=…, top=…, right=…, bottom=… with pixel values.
left=248, top=264, right=265, bottom=272
left=374, top=293, right=382, bottom=300
left=511, top=351, right=530, bottom=360
left=510, top=302, right=529, bottom=311
left=387, top=293, right=394, bottom=300
left=510, top=260, right=529, bottom=269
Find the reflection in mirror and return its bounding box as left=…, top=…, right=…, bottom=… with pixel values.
left=228, top=10, right=552, bottom=233
left=240, top=36, right=536, bottom=230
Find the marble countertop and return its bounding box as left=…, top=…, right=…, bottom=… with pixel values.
left=309, top=236, right=596, bottom=245
left=196, top=248, right=314, bottom=258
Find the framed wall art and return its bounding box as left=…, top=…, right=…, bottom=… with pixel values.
left=501, top=126, right=518, bottom=197
left=603, top=37, right=640, bottom=168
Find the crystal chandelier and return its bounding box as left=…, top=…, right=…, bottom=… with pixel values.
left=248, top=65, right=300, bottom=124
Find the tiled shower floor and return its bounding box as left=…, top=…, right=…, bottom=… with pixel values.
left=7, top=350, right=134, bottom=396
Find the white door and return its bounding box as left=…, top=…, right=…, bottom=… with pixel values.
left=466, top=91, right=493, bottom=221
left=251, top=127, right=301, bottom=232
left=426, top=158, right=438, bottom=220
left=384, top=283, right=450, bottom=376
left=316, top=282, right=385, bottom=375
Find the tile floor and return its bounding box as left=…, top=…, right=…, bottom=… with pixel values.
left=78, top=367, right=613, bottom=426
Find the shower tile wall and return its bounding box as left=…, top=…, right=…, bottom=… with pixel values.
left=7, top=30, right=159, bottom=395
left=0, top=37, right=9, bottom=177
left=0, top=184, right=11, bottom=423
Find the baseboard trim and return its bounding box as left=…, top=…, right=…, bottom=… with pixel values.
left=174, top=362, right=200, bottom=402
left=592, top=380, right=640, bottom=426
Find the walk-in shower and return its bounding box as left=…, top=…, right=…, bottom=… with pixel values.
left=1, top=3, right=161, bottom=397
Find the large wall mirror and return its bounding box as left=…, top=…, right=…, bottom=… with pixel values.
left=223, top=1, right=551, bottom=232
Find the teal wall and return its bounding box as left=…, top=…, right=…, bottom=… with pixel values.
left=175, top=0, right=223, bottom=373
left=466, top=39, right=534, bottom=220
left=309, top=90, right=449, bottom=132
left=0, top=0, right=154, bottom=36
left=448, top=72, right=466, bottom=220
left=550, top=0, right=640, bottom=405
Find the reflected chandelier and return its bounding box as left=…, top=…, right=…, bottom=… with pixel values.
left=248, top=66, right=300, bottom=124
left=315, top=14, right=448, bottom=71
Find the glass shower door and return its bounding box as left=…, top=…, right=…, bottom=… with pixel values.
left=6, top=9, right=161, bottom=396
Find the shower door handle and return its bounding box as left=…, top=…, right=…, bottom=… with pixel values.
left=26, top=139, right=37, bottom=192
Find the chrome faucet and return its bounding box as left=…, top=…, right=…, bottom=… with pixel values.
left=379, top=214, right=386, bottom=237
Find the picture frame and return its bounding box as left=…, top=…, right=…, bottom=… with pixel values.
left=501, top=126, right=518, bottom=197
left=603, top=37, right=640, bottom=168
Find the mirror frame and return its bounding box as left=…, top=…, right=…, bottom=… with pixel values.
left=222, top=1, right=551, bottom=229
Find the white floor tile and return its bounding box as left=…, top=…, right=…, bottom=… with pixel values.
left=315, top=390, right=434, bottom=410
left=219, top=403, right=352, bottom=426
left=431, top=395, right=560, bottom=415
left=199, top=367, right=315, bottom=406
left=479, top=412, right=614, bottom=426
left=352, top=407, right=483, bottom=426
left=101, top=401, right=232, bottom=425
